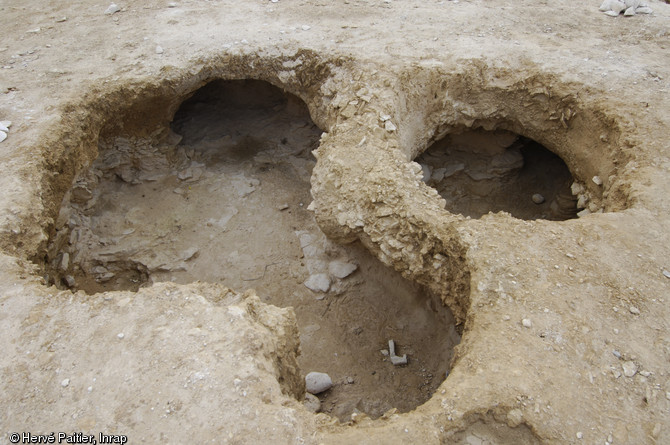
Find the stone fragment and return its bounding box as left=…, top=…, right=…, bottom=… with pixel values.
left=328, top=260, right=357, bottom=279
left=592, top=176, right=603, bottom=186
left=506, top=409, right=523, bottom=427
left=59, top=252, right=70, bottom=271
left=303, top=393, right=320, bottom=413
left=304, top=273, right=330, bottom=292
left=155, top=45, right=164, bottom=54
left=384, top=120, right=397, bottom=132
left=532, top=194, right=545, bottom=204
left=662, top=269, right=670, bottom=279
left=571, top=182, right=585, bottom=195
left=0, top=121, right=10, bottom=132
left=301, top=25, right=311, bottom=31
left=105, top=4, right=121, bottom=15
left=624, top=6, right=636, bottom=15
left=63, top=275, right=76, bottom=288
left=0, top=131, right=6, bottom=143
left=522, top=318, right=532, bottom=328
left=636, top=6, right=652, bottom=13
left=61, top=378, right=70, bottom=387
left=305, top=372, right=332, bottom=394
left=388, top=340, right=408, bottom=366
left=629, top=306, right=640, bottom=315
left=622, top=361, right=637, bottom=377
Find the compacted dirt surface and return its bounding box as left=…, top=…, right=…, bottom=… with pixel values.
left=1, top=1, right=670, bottom=444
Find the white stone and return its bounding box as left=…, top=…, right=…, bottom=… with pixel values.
left=571, top=182, right=585, bottom=195
left=522, top=318, right=532, bottom=328
left=592, top=176, right=603, bottom=186
left=0, top=131, right=6, bottom=143
left=117, top=333, right=125, bottom=339
left=305, top=372, right=332, bottom=394
left=304, top=273, right=330, bottom=292
left=61, top=378, right=70, bottom=387
left=105, top=4, right=121, bottom=15
left=636, top=6, right=653, bottom=14
left=168, top=2, right=177, bottom=7
left=328, top=261, right=357, bottom=279
left=576, top=431, right=583, bottom=439
left=0, top=121, right=10, bottom=132
left=629, top=306, right=640, bottom=315
left=155, top=45, right=164, bottom=54
left=385, top=120, right=397, bottom=132
left=532, top=194, right=545, bottom=204
left=301, top=25, right=311, bottom=31
left=622, top=361, right=637, bottom=377
left=663, top=270, right=670, bottom=279
left=624, top=6, right=636, bottom=15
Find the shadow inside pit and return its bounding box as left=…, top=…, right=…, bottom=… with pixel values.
left=416, top=129, right=577, bottom=220
left=44, top=78, right=461, bottom=422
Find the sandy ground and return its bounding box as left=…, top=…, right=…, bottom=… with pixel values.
left=1, top=0, right=670, bottom=444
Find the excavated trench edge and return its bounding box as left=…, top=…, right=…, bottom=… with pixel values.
left=3, top=51, right=636, bottom=438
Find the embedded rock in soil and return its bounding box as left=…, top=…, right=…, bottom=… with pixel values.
left=305, top=372, right=333, bottom=394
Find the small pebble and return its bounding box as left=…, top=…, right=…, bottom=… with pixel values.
left=0, top=131, right=6, bottom=143
left=385, top=120, right=397, bottom=132
left=117, top=333, right=125, bottom=339
left=531, top=193, right=545, bottom=204
left=612, top=350, right=621, bottom=359
left=61, top=378, right=70, bottom=387
left=305, top=372, right=332, bottom=394
left=662, top=269, right=670, bottom=279
left=87, top=386, right=93, bottom=392
left=629, top=306, right=640, bottom=315
left=0, top=121, right=11, bottom=132
left=278, top=203, right=289, bottom=210
left=168, top=2, right=177, bottom=7
left=576, top=431, right=583, bottom=439
left=522, top=318, right=532, bottom=328
left=592, top=176, right=603, bottom=186
left=346, top=376, right=354, bottom=384
left=301, top=25, right=311, bottom=31
left=622, top=360, right=637, bottom=377
left=303, top=393, right=320, bottom=413
left=105, top=3, right=121, bottom=15
left=155, top=45, right=164, bottom=54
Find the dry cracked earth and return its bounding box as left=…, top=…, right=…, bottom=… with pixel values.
left=1, top=1, right=670, bottom=444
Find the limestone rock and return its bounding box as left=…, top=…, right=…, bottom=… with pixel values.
left=305, top=372, right=332, bottom=394
left=328, top=260, right=357, bottom=279
left=304, top=273, right=330, bottom=292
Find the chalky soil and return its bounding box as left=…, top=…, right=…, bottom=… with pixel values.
left=47, top=79, right=459, bottom=421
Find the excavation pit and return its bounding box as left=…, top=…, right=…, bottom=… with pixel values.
left=45, top=78, right=460, bottom=421
left=416, top=129, right=578, bottom=220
